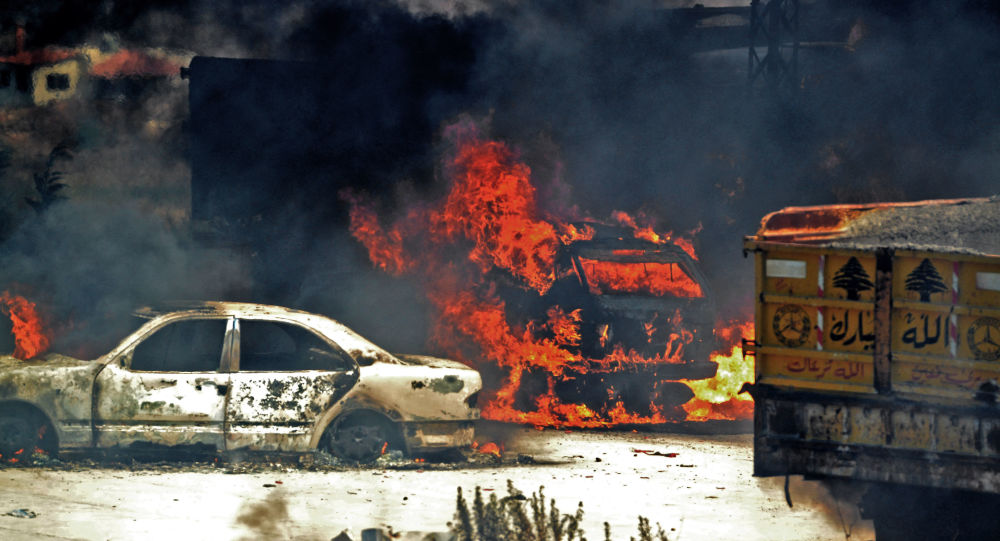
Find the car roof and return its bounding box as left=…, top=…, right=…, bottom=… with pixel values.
left=132, top=301, right=313, bottom=319
left=127, top=301, right=400, bottom=365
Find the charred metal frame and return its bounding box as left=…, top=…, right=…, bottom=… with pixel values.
left=753, top=385, right=1000, bottom=493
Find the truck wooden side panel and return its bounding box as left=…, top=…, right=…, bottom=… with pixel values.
left=747, top=239, right=1000, bottom=494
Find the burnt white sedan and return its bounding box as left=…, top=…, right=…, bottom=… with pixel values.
left=0, top=302, right=481, bottom=462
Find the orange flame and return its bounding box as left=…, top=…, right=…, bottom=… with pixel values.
left=611, top=211, right=699, bottom=260
left=342, top=190, right=413, bottom=275
left=344, top=126, right=750, bottom=426
left=430, top=139, right=559, bottom=294
left=547, top=306, right=582, bottom=348
left=0, top=292, right=50, bottom=360
left=472, top=441, right=502, bottom=457
left=578, top=258, right=703, bottom=298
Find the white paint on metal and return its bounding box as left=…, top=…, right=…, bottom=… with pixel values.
left=766, top=258, right=807, bottom=279
left=976, top=272, right=1000, bottom=291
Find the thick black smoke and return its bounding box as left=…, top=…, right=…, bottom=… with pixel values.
left=1, top=0, right=999, bottom=356
left=0, top=201, right=245, bottom=357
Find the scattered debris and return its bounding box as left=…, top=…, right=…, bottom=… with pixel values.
left=631, top=449, right=678, bottom=457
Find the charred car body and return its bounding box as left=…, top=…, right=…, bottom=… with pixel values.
left=505, top=223, right=718, bottom=417
left=0, top=302, right=481, bottom=462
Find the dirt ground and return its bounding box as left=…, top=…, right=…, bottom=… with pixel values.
left=0, top=425, right=874, bottom=541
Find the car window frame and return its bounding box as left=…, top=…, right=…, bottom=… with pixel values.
left=120, top=315, right=235, bottom=373
left=231, top=317, right=358, bottom=373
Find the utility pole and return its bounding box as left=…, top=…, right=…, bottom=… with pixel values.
left=748, top=0, right=800, bottom=93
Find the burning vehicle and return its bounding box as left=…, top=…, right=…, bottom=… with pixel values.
left=498, top=221, right=719, bottom=417
left=0, top=301, right=481, bottom=462
left=344, top=129, right=752, bottom=427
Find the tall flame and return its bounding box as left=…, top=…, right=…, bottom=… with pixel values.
left=0, top=292, right=50, bottom=360
left=344, top=125, right=752, bottom=426
left=430, top=139, right=560, bottom=293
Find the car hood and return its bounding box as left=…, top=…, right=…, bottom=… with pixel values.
left=0, top=353, right=94, bottom=370
left=392, top=354, right=477, bottom=371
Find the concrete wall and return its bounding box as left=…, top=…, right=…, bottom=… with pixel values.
left=31, top=58, right=85, bottom=106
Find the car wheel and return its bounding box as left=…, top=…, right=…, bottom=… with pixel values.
left=0, top=415, right=36, bottom=459
left=329, top=419, right=393, bottom=463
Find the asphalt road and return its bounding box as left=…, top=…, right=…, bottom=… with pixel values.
left=0, top=426, right=874, bottom=541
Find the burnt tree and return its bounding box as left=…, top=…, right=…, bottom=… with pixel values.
left=906, top=258, right=947, bottom=302
left=833, top=256, right=873, bottom=300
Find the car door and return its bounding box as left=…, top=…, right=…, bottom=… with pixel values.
left=225, top=318, right=359, bottom=451
left=94, top=317, right=233, bottom=450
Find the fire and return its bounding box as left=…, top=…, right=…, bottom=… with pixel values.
left=342, top=190, right=412, bottom=275
left=429, top=137, right=560, bottom=294
left=0, top=291, right=50, bottom=360
left=547, top=306, right=582, bottom=348
left=472, top=441, right=503, bottom=457
left=611, top=210, right=699, bottom=260
left=344, top=124, right=752, bottom=426
left=577, top=258, right=703, bottom=297
left=681, top=320, right=755, bottom=421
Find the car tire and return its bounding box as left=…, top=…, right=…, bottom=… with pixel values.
left=328, top=417, right=394, bottom=463
left=0, top=414, right=36, bottom=459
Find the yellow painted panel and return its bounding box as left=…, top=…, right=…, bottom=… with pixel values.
left=892, top=358, right=1000, bottom=392
left=964, top=313, right=1000, bottom=361
left=894, top=256, right=954, bottom=304
left=959, top=261, right=1000, bottom=308
left=764, top=252, right=818, bottom=297
left=892, top=309, right=953, bottom=357
left=893, top=310, right=1000, bottom=361
left=759, top=353, right=873, bottom=386
left=823, top=308, right=876, bottom=352
left=763, top=302, right=817, bottom=349
left=825, top=253, right=876, bottom=301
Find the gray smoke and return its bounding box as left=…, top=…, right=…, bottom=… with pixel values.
left=0, top=199, right=246, bottom=357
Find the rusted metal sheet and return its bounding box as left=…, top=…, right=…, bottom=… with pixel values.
left=755, top=387, right=1000, bottom=493
left=0, top=355, right=97, bottom=448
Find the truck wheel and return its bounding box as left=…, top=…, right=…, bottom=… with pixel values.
left=326, top=417, right=394, bottom=463
left=0, top=415, right=36, bottom=459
